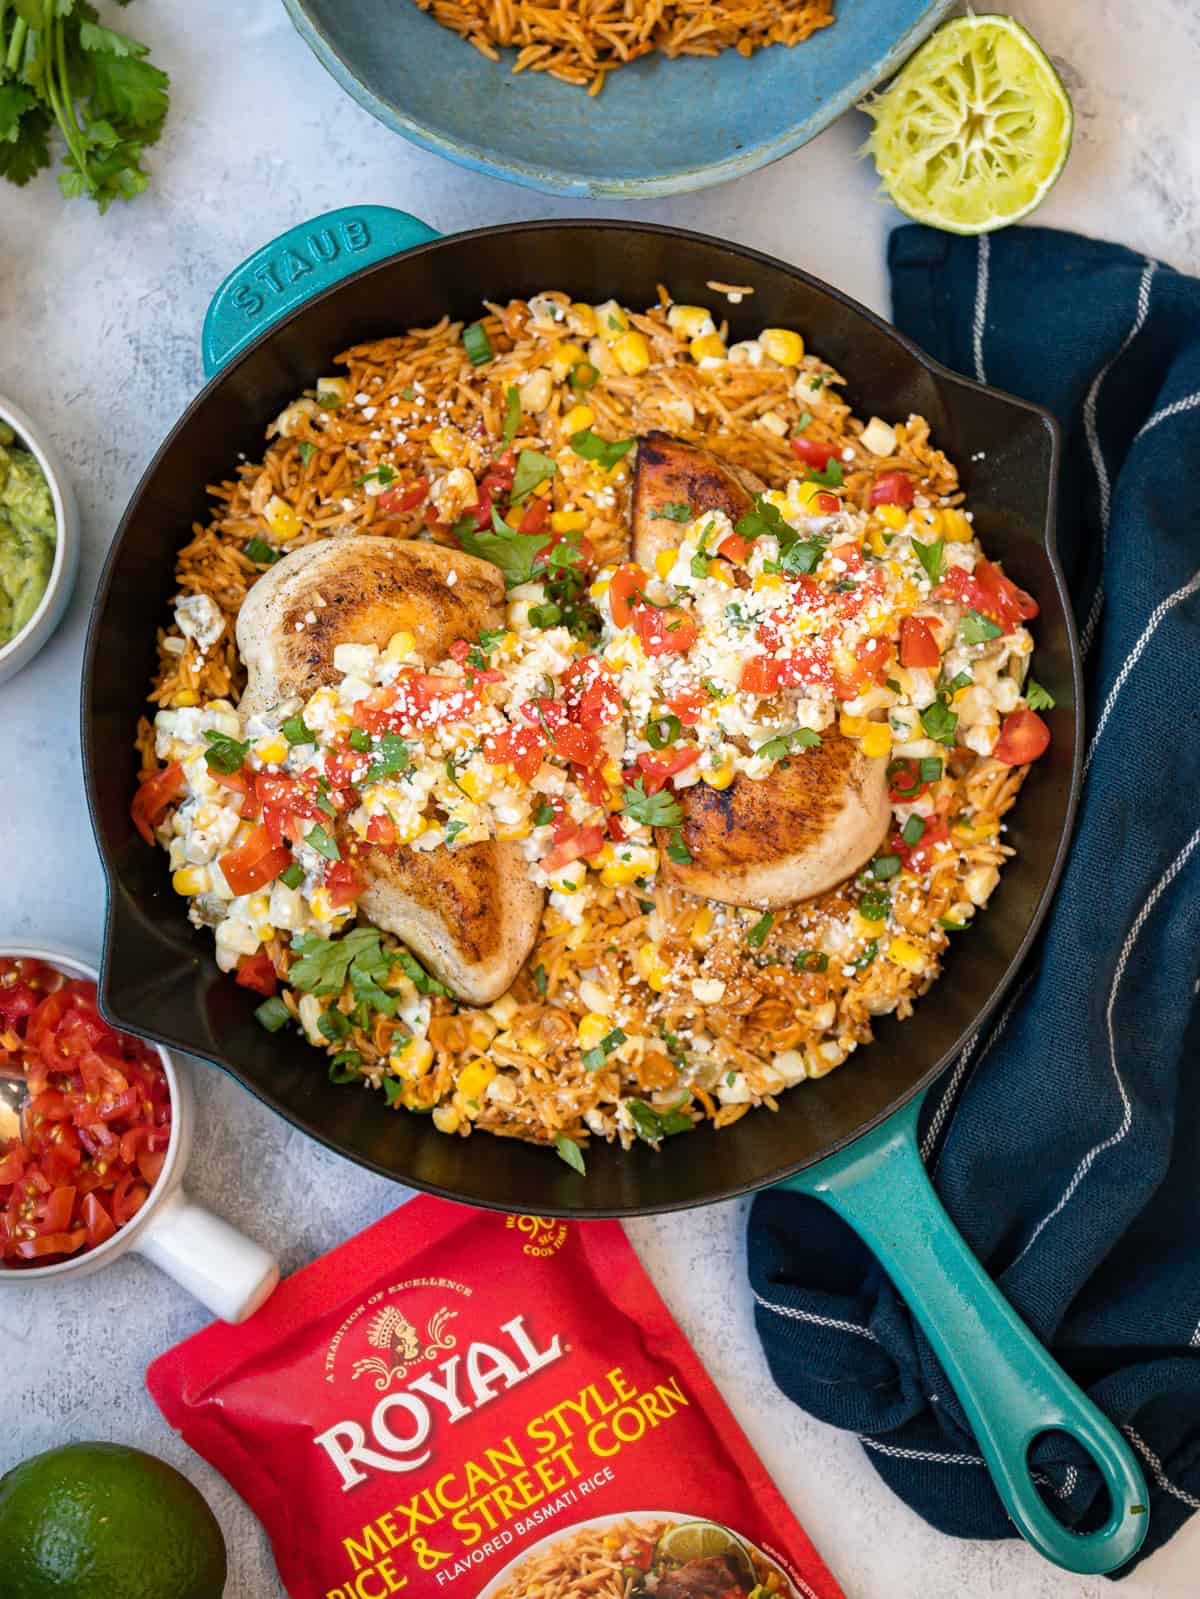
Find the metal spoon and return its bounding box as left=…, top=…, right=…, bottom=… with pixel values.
left=0, top=1065, right=26, bottom=1143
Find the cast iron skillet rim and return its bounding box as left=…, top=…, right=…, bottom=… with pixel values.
left=82, top=217, right=1079, bottom=1217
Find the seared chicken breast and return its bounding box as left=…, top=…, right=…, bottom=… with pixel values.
left=236, top=534, right=540, bottom=1001
left=357, top=838, right=544, bottom=1006
left=631, top=430, right=765, bottom=569
left=237, top=536, right=504, bottom=715
left=659, top=725, right=889, bottom=910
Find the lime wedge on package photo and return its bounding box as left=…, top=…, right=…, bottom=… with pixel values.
left=860, top=14, right=1074, bottom=234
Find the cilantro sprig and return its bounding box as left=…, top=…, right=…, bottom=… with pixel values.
left=621, top=779, right=683, bottom=829
left=0, top=2, right=170, bottom=211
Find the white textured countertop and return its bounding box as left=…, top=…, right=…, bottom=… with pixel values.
left=2, top=1, right=1199, bottom=1594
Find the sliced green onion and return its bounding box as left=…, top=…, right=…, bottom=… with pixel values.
left=746, top=912, right=773, bottom=948
left=462, top=321, right=493, bottom=365
left=871, top=854, right=902, bottom=881
left=245, top=536, right=280, bottom=565
left=901, top=814, right=926, bottom=846
left=281, top=714, right=314, bottom=745
left=569, top=361, right=599, bottom=390
left=255, top=996, right=290, bottom=1033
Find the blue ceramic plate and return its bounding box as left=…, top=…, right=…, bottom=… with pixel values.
left=282, top=0, right=955, bottom=197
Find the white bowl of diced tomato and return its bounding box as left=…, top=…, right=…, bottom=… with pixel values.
left=0, top=947, right=278, bottom=1322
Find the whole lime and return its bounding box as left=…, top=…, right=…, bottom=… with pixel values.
left=0, top=1442, right=227, bottom=1599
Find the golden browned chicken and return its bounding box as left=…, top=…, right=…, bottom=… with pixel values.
left=237, top=536, right=505, bottom=715
left=658, top=732, right=890, bottom=908
left=631, top=430, right=765, bottom=569
left=635, top=435, right=889, bottom=906
left=235, top=536, right=543, bottom=1004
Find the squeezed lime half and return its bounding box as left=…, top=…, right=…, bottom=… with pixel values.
left=860, top=14, right=1073, bottom=234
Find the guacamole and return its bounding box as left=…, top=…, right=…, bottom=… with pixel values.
left=0, top=420, right=57, bottom=648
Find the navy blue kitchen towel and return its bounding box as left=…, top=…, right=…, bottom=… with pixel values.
left=748, top=225, right=1200, bottom=1571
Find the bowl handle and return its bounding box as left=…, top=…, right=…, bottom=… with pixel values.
left=774, top=1089, right=1149, bottom=1575
left=132, top=1186, right=279, bottom=1324
left=201, top=206, right=442, bottom=378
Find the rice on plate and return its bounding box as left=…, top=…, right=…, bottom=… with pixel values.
left=132, top=284, right=1053, bottom=1174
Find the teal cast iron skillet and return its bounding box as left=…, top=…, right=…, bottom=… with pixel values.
left=281, top=0, right=956, bottom=197
left=82, top=208, right=1147, bottom=1573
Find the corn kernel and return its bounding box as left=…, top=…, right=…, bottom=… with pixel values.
left=701, top=758, right=735, bottom=790
left=941, top=508, right=972, bottom=542
left=654, top=548, right=678, bottom=579
left=431, top=427, right=465, bottom=464
left=759, top=328, right=805, bottom=366
left=254, top=735, right=289, bottom=766
left=172, top=866, right=211, bottom=897
left=690, top=906, right=715, bottom=944
left=667, top=305, right=714, bottom=341
left=316, top=375, right=347, bottom=408
left=868, top=526, right=891, bottom=558
left=793, top=479, right=824, bottom=508
left=456, top=768, right=488, bottom=802
left=172, top=689, right=199, bottom=707
left=706, top=560, right=733, bottom=585
left=612, top=331, right=651, bottom=376
left=839, top=713, right=867, bottom=738
left=432, top=1104, right=460, bottom=1135
left=496, top=820, right=532, bottom=842
left=264, top=495, right=301, bottom=542
left=752, top=573, right=785, bottom=592
left=565, top=919, right=590, bottom=949
left=860, top=723, right=893, bottom=759
left=309, top=887, right=342, bottom=923
left=594, top=300, right=629, bottom=341
left=577, top=1013, right=611, bottom=1051
left=635, top=943, right=668, bottom=992
left=458, top=1059, right=496, bottom=1100
left=911, top=507, right=942, bottom=537
left=690, top=333, right=727, bottom=363
left=561, top=404, right=594, bottom=436
left=384, top=629, right=416, bottom=663
left=551, top=340, right=587, bottom=380
left=601, top=848, right=659, bottom=887
left=877, top=504, right=908, bottom=531
left=757, top=409, right=789, bottom=437
left=489, top=993, right=519, bottom=1026
left=888, top=936, right=926, bottom=974
left=568, top=303, right=597, bottom=336
left=397, top=1035, right=435, bottom=1075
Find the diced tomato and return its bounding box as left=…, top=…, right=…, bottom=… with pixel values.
left=814, top=491, right=841, bottom=515
left=567, top=666, right=621, bottom=730
left=936, top=560, right=1039, bottom=632
left=324, top=860, right=364, bottom=908
left=607, top=815, right=626, bottom=842
left=483, top=724, right=548, bottom=784
left=110, top=1176, right=150, bottom=1227
left=636, top=747, right=700, bottom=795
left=790, top=436, right=837, bottom=470
left=235, top=951, right=278, bottom=997
left=130, top=762, right=186, bottom=845
left=536, top=529, right=594, bottom=574
left=471, top=448, right=516, bottom=530
left=365, top=813, right=397, bottom=848
left=220, top=825, right=293, bottom=897
left=893, top=816, right=951, bottom=872
left=833, top=634, right=891, bottom=699
left=81, top=1193, right=116, bottom=1250
left=542, top=823, right=605, bottom=873
left=608, top=563, right=648, bottom=630
left=633, top=605, right=697, bottom=657
left=716, top=532, right=751, bottom=563
left=740, top=655, right=782, bottom=696
left=668, top=685, right=709, bottom=726
left=377, top=478, right=429, bottom=515
left=518, top=496, right=550, bottom=537
left=900, top=615, right=941, bottom=669
left=256, top=773, right=323, bottom=849
left=210, top=766, right=260, bottom=815
left=887, top=758, right=931, bottom=803
left=0, top=982, right=38, bottom=1026
left=993, top=709, right=1051, bottom=766
left=869, top=471, right=915, bottom=507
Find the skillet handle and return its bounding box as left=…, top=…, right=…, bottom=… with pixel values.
left=774, top=1089, right=1149, bottom=1575
left=201, top=206, right=442, bottom=378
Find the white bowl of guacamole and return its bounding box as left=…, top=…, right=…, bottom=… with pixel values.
left=0, top=395, right=79, bottom=686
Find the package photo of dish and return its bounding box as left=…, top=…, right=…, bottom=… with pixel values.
left=1, top=1, right=1198, bottom=1596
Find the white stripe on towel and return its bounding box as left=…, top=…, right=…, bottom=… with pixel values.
left=862, top=1437, right=985, bottom=1467
left=1080, top=259, right=1158, bottom=655
left=1123, top=1426, right=1200, bottom=1511
left=1083, top=569, right=1200, bottom=780
left=1011, top=825, right=1200, bottom=1267
left=752, top=1291, right=879, bottom=1343
left=1135, top=389, right=1200, bottom=441
left=971, top=235, right=990, bottom=383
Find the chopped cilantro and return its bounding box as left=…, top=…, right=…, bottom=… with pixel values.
left=318, top=1008, right=351, bottom=1041
left=746, top=911, right=773, bottom=948
left=912, top=536, right=945, bottom=584
left=511, top=447, right=557, bottom=502
left=628, top=1098, right=693, bottom=1142
left=755, top=727, right=821, bottom=763
left=570, top=429, right=635, bottom=472
left=581, top=1027, right=626, bottom=1072
left=659, top=501, right=694, bottom=522
left=921, top=697, right=959, bottom=745
left=289, top=926, right=387, bottom=996
left=397, top=949, right=451, bottom=997
left=1025, top=677, right=1055, bottom=710
left=304, top=824, right=340, bottom=862
left=666, top=833, right=692, bottom=865
left=853, top=939, right=880, bottom=969
left=445, top=820, right=466, bottom=844
left=298, top=443, right=317, bottom=467
left=203, top=730, right=249, bottom=775
left=780, top=539, right=826, bottom=576
left=554, top=1133, right=586, bottom=1174
left=794, top=410, right=813, bottom=433
left=502, top=384, right=521, bottom=447
left=946, top=669, right=973, bottom=693
left=328, top=1051, right=362, bottom=1083
left=363, top=733, right=409, bottom=784
left=960, top=609, right=1002, bottom=644
left=805, top=457, right=844, bottom=489
left=278, top=862, right=305, bottom=891
left=245, top=537, right=280, bottom=565
left=735, top=494, right=791, bottom=545
left=355, top=463, right=395, bottom=487
left=533, top=801, right=555, bottom=827
left=348, top=728, right=371, bottom=753
left=622, top=779, right=684, bottom=828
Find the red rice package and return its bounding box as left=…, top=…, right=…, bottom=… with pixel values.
left=148, top=1196, right=844, bottom=1599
